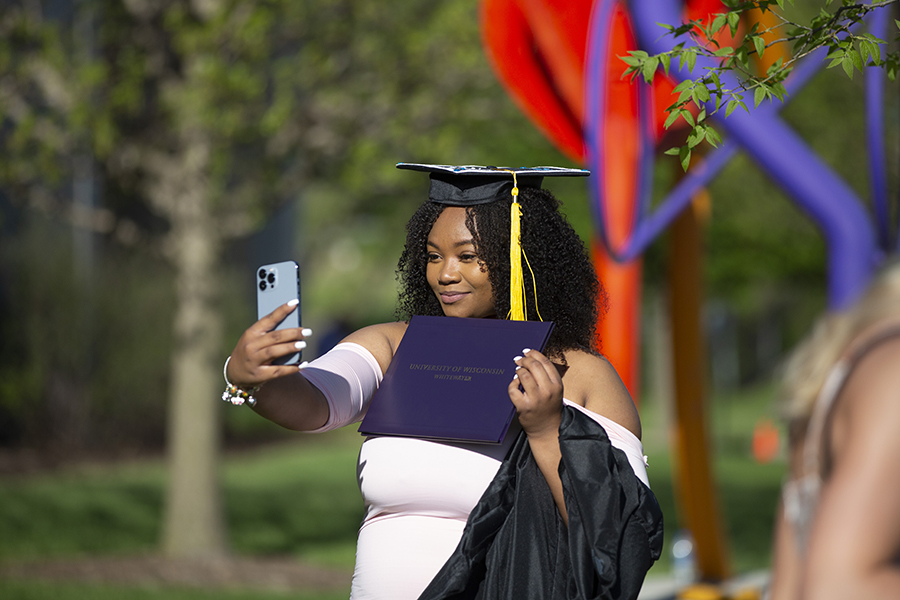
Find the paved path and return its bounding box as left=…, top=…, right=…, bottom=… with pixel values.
left=639, top=570, right=770, bottom=600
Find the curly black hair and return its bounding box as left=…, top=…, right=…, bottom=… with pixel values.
left=395, top=187, right=606, bottom=357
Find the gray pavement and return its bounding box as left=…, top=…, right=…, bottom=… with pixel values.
left=639, top=570, right=770, bottom=600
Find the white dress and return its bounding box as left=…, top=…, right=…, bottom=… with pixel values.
left=301, top=342, right=649, bottom=600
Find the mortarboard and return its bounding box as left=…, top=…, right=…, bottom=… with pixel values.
left=396, top=163, right=589, bottom=206
left=397, top=163, right=590, bottom=321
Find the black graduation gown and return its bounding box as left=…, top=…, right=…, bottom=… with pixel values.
left=418, top=405, right=664, bottom=600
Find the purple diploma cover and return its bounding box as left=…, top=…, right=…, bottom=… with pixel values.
left=358, top=316, right=555, bottom=443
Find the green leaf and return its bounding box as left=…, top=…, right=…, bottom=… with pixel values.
left=859, top=40, right=871, bottom=63
left=680, top=109, right=696, bottom=127
left=766, top=56, right=785, bottom=76
left=672, top=79, right=693, bottom=93
left=641, top=56, right=660, bottom=83
left=754, top=85, right=767, bottom=107
left=860, top=33, right=887, bottom=45
left=665, top=98, right=684, bottom=112
left=886, top=52, right=900, bottom=81
left=841, top=53, right=854, bottom=78
left=664, top=110, right=681, bottom=129
left=687, top=128, right=704, bottom=149
left=753, top=35, right=766, bottom=59
left=659, top=53, right=671, bottom=74
left=726, top=11, right=741, bottom=36
left=674, top=22, right=695, bottom=37
left=706, top=125, right=723, bottom=147
left=735, top=45, right=750, bottom=69
left=771, top=82, right=788, bottom=102
left=679, top=145, right=692, bottom=172
left=664, top=146, right=681, bottom=156
left=870, top=40, right=883, bottom=64
left=691, top=88, right=701, bottom=107
left=826, top=53, right=843, bottom=68
left=686, top=48, right=697, bottom=72
left=710, top=13, right=728, bottom=36
left=884, top=52, right=900, bottom=81
left=695, top=84, right=710, bottom=103
left=657, top=22, right=676, bottom=32
left=849, top=47, right=863, bottom=71
left=775, top=0, right=785, bottom=10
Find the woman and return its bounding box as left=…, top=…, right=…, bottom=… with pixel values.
left=770, top=260, right=900, bottom=600
left=225, top=164, right=662, bottom=599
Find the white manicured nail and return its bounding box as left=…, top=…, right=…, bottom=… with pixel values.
left=287, top=299, right=299, bottom=307
left=522, top=348, right=532, bottom=354
left=295, top=341, right=307, bottom=350
left=301, top=328, right=313, bottom=337
left=298, top=361, right=309, bottom=370
left=515, top=365, right=521, bottom=371
left=512, top=373, right=518, bottom=380
left=513, top=355, right=523, bottom=362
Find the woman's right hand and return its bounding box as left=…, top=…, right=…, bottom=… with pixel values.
left=226, top=299, right=311, bottom=387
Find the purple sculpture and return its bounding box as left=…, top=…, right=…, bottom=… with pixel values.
left=585, top=1, right=891, bottom=309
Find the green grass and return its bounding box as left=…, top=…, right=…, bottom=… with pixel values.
left=642, top=381, right=787, bottom=576
left=223, top=430, right=363, bottom=566
left=0, top=428, right=364, bottom=567
left=0, top=465, right=166, bottom=560
left=0, top=385, right=786, bottom=594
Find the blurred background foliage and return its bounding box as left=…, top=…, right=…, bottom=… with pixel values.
left=1, top=0, right=892, bottom=457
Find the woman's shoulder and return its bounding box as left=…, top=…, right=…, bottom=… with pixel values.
left=834, top=319, right=900, bottom=426
left=339, top=321, right=409, bottom=375
left=831, top=330, right=900, bottom=456
left=561, top=348, right=642, bottom=439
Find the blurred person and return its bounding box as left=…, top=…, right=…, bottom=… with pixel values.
left=224, top=164, right=663, bottom=599
left=769, top=259, right=900, bottom=600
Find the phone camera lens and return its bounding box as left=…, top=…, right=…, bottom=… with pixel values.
left=267, top=273, right=276, bottom=284
left=259, top=281, right=267, bottom=291
left=258, top=269, right=266, bottom=280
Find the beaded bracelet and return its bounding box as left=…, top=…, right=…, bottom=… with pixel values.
left=221, top=356, right=260, bottom=407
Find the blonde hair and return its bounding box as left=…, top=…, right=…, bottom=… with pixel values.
left=781, top=259, right=900, bottom=431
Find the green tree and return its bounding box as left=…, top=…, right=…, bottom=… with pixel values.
left=0, top=0, right=564, bottom=557
left=620, top=0, right=899, bottom=166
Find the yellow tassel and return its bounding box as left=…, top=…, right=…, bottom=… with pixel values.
left=508, top=193, right=526, bottom=321
left=502, top=169, right=541, bottom=322
left=523, top=248, right=542, bottom=321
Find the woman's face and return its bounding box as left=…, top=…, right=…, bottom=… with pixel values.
left=426, top=207, right=496, bottom=319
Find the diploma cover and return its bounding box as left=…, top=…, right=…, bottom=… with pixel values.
left=358, top=316, right=554, bottom=443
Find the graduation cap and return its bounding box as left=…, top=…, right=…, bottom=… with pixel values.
left=397, top=163, right=590, bottom=321
left=396, top=163, right=589, bottom=206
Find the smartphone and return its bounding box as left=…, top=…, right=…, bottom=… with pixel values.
left=256, top=260, right=301, bottom=365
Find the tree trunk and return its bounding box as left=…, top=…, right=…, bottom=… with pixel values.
left=156, top=134, right=228, bottom=558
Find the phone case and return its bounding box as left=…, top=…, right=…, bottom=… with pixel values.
left=256, top=260, right=301, bottom=365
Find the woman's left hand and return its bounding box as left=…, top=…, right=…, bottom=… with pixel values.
left=508, top=349, right=564, bottom=439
